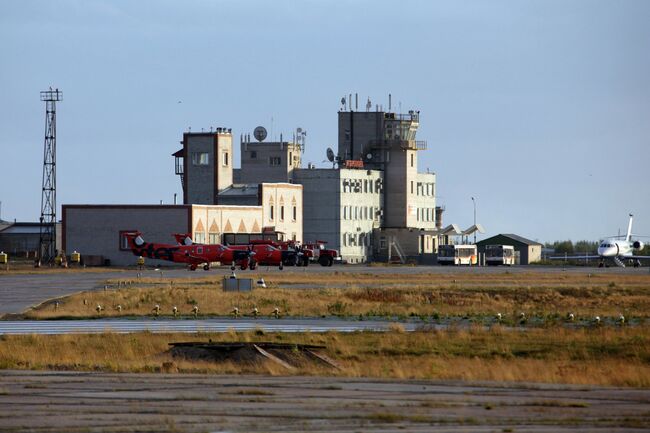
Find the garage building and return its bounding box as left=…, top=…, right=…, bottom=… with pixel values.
left=476, top=234, right=543, bottom=265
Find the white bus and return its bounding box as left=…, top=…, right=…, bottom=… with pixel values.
left=485, top=244, right=515, bottom=266
left=437, top=244, right=477, bottom=266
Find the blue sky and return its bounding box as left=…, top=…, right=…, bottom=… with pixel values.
left=1, top=0, right=649, bottom=242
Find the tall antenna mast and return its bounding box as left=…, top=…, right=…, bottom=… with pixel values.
left=37, top=88, right=62, bottom=266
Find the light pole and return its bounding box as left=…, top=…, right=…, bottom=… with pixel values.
left=471, top=197, right=476, bottom=244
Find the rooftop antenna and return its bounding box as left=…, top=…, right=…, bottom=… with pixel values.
left=355, top=93, right=358, bottom=110
left=37, top=87, right=62, bottom=266
left=341, top=96, right=346, bottom=111
left=366, top=97, right=371, bottom=112
left=296, top=127, right=306, bottom=153
left=389, top=93, right=392, bottom=111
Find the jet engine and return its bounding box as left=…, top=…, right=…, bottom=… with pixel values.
left=633, top=240, right=644, bottom=250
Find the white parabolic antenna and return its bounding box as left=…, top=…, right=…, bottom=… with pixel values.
left=326, top=147, right=335, bottom=162
left=253, top=126, right=267, bottom=142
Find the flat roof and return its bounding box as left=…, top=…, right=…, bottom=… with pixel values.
left=218, top=184, right=259, bottom=197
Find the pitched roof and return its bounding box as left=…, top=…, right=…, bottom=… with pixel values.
left=477, top=233, right=543, bottom=245
left=480, top=233, right=542, bottom=246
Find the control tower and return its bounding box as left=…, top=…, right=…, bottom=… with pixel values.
left=337, top=102, right=430, bottom=229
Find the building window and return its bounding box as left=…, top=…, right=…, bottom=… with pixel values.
left=280, top=206, right=284, bottom=221
left=270, top=157, right=281, bottom=166
left=250, top=151, right=257, bottom=159
left=292, top=205, right=297, bottom=221
left=194, top=232, right=205, bottom=244
left=410, top=153, right=414, bottom=167
left=270, top=205, right=274, bottom=220
left=191, top=152, right=209, bottom=166
left=289, top=152, right=292, bottom=163
left=208, top=233, right=219, bottom=244
left=222, top=152, right=229, bottom=166
left=410, top=181, right=414, bottom=194
left=380, top=237, right=387, bottom=249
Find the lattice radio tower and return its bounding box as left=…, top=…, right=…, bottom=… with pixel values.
left=37, top=88, right=62, bottom=266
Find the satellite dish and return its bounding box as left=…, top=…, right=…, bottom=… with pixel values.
left=326, top=147, right=335, bottom=162
left=366, top=153, right=373, bottom=160
left=296, top=127, right=302, bottom=133
left=340, top=97, right=346, bottom=106
left=253, top=126, right=267, bottom=142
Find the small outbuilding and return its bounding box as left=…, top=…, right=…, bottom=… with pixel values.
left=476, top=234, right=543, bottom=265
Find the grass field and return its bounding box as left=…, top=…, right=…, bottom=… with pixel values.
left=1, top=327, right=649, bottom=387
left=25, top=270, right=650, bottom=321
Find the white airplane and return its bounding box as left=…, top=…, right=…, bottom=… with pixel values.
left=595, top=214, right=649, bottom=267
left=553, top=214, right=649, bottom=267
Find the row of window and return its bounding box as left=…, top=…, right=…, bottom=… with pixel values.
left=342, top=232, right=371, bottom=248
left=248, top=152, right=299, bottom=165
left=342, top=178, right=382, bottom=194
left=409, top=181, right=435, bottom=196
left=191, top=152, right=229, bottom=167
left=416, top=207, right=436, bottom=222
left=269, top=205, right=297, bottom=222
left=342, top=205, right=379, bottom=221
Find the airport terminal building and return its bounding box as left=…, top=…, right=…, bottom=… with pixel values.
left=62, top=98, right=470, bottom=266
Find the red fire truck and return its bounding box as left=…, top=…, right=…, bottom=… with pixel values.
left=249, top=239, right=339, bottom=267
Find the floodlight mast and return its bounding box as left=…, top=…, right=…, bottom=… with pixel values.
left=37, top=88, right=62, bottom=266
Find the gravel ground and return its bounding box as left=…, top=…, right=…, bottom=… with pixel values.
left=0, top=370, right=648, bottom=432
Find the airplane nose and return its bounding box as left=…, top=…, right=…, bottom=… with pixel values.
left=599, top=247, right=615, bottom=257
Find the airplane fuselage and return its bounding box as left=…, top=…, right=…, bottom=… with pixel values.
left=597, top=239, right=635, bottom=258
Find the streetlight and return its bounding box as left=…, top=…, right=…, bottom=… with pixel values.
left=471, top=197, right=476, bottom=244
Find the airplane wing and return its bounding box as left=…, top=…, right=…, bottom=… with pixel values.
left=547, top=255, right=601, bottom=260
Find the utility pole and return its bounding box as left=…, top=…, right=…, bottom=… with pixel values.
left=471, top=196, right=476, bottom=244
left=37, top=88, right=62, bottom=266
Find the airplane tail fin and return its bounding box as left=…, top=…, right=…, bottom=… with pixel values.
left=123, top=231, right=145, bottom=249
left=173, top=233, right=193, bottom=245
left=626, top=214, right=634, bottom=242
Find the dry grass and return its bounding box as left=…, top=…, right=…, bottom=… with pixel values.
left=1, top=326, right=648, bottom=387
left=26, top=270, right=650, bottom=319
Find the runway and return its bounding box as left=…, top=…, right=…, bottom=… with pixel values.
left=0, top=318, right=419, bottom=335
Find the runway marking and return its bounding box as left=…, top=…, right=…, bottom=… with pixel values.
left=0, top=319, right=418, bottom=335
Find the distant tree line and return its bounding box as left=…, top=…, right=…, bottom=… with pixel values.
left=545, top=240, right=650, bottom=256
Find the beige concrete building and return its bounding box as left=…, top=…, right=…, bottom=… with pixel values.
left=173, top=129, right=233, bottom=205
left=293, top=168, right=383, bottom=263
left=236, top=137, right=302, bottom=184
left=63, top=194, right=301, bottom=266
left=260, top=182, right=303, bottom=242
